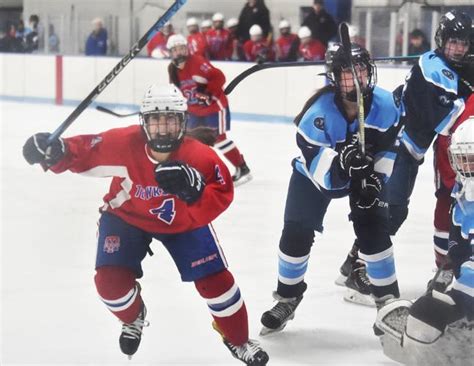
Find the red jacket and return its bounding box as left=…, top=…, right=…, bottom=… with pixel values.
left=50, top=127, right=233, bottom=233
left=187, top=32, right=209, bottom=58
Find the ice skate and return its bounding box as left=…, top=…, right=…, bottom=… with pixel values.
left=119, top=303, right=149, bottom=359
left=343, top=259, right=375, bottom=307
left=212, top=321, right=269, bottom=366
left=232, top=162, right=252, bottom=187
left=260, top=292, right=303, bottom=335
left=335, top=241, right=359, bottom=286
left=427, top=268, right=454, bottom=293
left=223, top=338, right=269, bottom=366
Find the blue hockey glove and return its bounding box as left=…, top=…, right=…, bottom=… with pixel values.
left=23, top=132, right=66, bottom=168
left=351, top=173, right=382, bottom=209
left=155, top=161, right=205, bottom=204
left=339, top=140, right=374, bottom=180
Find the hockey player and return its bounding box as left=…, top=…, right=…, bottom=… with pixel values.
left=340, top=10, right=472, bottom=294
left=260, top=43, right=402, bottom=335
left=275, top=19, right=299, bottom=62
left=297, top=26, right=325, bottom=62
left=242, top=24, right=275, bottom=63
left=167, top=34, right=252, bottom=186
left=375, top=117, right=474, bottom=366
left=186, top=17, right=209, bottom=58
left=22, top=84, right=269, bottom=366
left=206, top=12, right=233, bottom=61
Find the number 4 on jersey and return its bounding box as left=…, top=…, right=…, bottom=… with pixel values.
left=150, top=198, right=176, bottom=224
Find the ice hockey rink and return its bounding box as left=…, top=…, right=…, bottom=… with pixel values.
left=1, top=100, right=438, bottom=365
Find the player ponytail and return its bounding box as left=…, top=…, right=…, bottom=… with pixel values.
left=294, top=85, right=335, bottom=126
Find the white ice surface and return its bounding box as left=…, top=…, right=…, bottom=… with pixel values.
left=1, top=101, right=438, bottom=365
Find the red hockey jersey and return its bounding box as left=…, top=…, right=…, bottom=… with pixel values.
left=187, top=32, right=209, bottom=58
left=206, top=28, right=233, bottom=60
left=242, top=39, right=275, bottom=62
left=50, top=126, right=234, bottom=233
left=299, top=39, right=326, bottom=61
left=172, top=54, right=229, bottom=116
left=435, top=94, right=474, bottom=190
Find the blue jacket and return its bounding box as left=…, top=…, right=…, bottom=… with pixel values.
left=85, top=28, right=107, bottom=56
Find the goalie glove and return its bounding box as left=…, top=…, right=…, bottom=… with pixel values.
left=155, top=161, right=205, bottom=204
left=23, top=132, right=66, bottom=168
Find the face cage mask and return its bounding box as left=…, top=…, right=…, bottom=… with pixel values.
left=449, top=150, right=474, bottom=202
left=442, top=37, right=471, bottom=68
left=140, top=111, right=186, bottom=153
left=333, top=62, right=376, bottom=102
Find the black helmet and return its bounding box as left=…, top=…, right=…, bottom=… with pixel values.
left=435, top=10, right=472, bottom=49
left=435, top=10, right=472, bottom=68
left=325, top=42, right=377, bottom=101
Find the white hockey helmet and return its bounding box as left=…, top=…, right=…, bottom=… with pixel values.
left=186, top=17, right=198, bottom=27
left=226, top=17, right=238, bottom=29
left=279, top=19, right=290, bottom=29
left=166, top=34, right=187, bottom=50
left=298, top=26, right=312, bottom=39
left=449, top=115, right=474, bottom=200
left=212, top=12, right=224, bottom=22
left=140, top=84, right=188, bottom=152
left=201, top=19, right=212, bottom=29
left=249, top=24, right=263, bottom=36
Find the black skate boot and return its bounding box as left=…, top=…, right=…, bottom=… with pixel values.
left=119, top=303, right=149, bottom=359
left=223, top=338, right=269, bottom=366
left=212, top=321, right=269, bottom=366
left=335, top=240, right=359, bottom=286
left=232, top=162, right=252, bottom=187
left=343, top=259, right=375, bottom=307
left=427, top=268, right=454, bottom=293
left=260, top=292, right=303, bottom=335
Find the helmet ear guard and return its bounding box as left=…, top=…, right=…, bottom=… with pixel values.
left=140, top=84, right=188, bottom=153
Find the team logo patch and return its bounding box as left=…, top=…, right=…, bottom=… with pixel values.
left=103, top=236, right=120, bottom=253
left=442, top=69, right=454, bottom=80
left=314, top=117, right=325, bottom=130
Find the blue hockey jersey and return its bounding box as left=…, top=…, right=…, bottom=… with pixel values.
left=293, top=86, right=401, bottom=197
left=400, top=51, right=466, bottom=161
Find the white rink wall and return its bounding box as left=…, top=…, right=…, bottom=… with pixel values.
left=0, top=53, right=411, bottom=122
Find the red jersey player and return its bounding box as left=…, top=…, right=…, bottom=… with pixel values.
left=243, top=24, right=275, bottom=63
left=431, top=94, right=474, bottom=289
left=206, top=12, right=233, bottom=61
left=147, top=22, right=174, bottom=58
left=167, top=34, right=252, bottom=185
left=186, top=17, right=209, bottom=58
left=22, top=84, right=268, bottom=366
left=297, top=26, right=326, bottom=61
left=275, top=20, right=299, bottom=62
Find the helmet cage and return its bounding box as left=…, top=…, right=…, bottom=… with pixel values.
left=140, top=111, right=187, bottom=153
left=325, top=43, right=377, bottom=102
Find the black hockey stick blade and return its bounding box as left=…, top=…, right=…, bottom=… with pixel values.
left=96, top=105, right=139, bottom=118
left=339, top=22, right=352, bottom=64
left=46, top=0, right=187, bottom=144
left=224, top=55, right=420, bottom=95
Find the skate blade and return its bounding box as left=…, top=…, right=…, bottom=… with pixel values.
left=260, top=324, right=287, bottom=336
left=233, top=174, right=253, bottom=187
left=335, top=274, right=348, bottom=287
left=343, top=289, right=376, bottom=307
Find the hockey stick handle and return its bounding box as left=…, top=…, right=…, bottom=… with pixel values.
left=96, top=105, right=139, bottom=118
left=224, top=55, right=419, bottom=95
left=47, top=0, right=187, bottom=144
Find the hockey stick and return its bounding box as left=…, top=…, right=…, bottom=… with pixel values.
left=46, top=0, right=187, bottom=144
left=96, top=105, right=139, bottom=118
left=224, top=55, right=419, bottom=95
left=339, top=22, right=366, bottom=157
